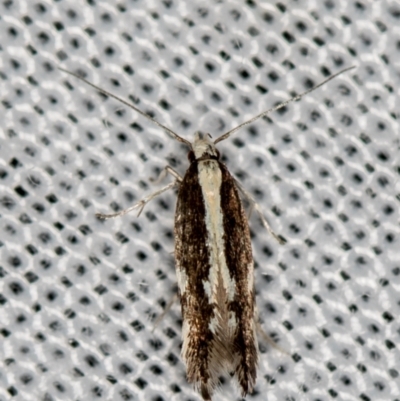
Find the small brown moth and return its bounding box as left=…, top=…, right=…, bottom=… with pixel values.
left=61, top=66, right=354, bottom=400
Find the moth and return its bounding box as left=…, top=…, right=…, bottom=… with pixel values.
left=60, top=66, right=354, bottom=400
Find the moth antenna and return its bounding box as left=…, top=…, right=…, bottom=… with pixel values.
left=214, top=66, right=355, bottom=144
left=59, top=67, right=191, bottom=147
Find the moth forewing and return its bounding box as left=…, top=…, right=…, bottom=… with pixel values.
left=174, top=132, right=258, bottom=400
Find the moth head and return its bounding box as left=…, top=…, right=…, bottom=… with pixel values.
left=190, top=131, right=220, bottom=162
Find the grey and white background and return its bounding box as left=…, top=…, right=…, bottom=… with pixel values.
left=1, top=1, right=399, bottom=400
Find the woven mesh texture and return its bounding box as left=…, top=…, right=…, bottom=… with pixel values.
left=1, top=1, right=399, bottom=400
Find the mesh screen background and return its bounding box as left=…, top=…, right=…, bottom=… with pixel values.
left=1, top=1, right=399, bottom=400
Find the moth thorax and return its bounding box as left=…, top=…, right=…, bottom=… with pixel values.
left=192, top=131, right=219, bottom=160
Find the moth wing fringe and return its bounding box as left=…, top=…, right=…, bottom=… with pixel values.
left=183, top=321, right=234, bottom=399
left=183, top=314, right=258, bottom=400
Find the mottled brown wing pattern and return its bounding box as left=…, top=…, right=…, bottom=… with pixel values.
left=174, top=160, right=258, bottom=400
left=219, top=163, right=258, bottom=395
left=174, top=161, right=217, bottom=398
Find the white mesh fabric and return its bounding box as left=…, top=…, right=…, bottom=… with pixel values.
left=0, top=1, right=399, bottom=401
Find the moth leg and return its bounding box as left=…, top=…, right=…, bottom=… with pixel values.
left=233, top=178, right=286, bottom=245
left=151, top=293, right=179, bottom=333
left=96, top=180, right=178, bottom=220
left=150, top=165, right=183, bottom=185
left=256, top=321, right=290, bottom=355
